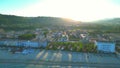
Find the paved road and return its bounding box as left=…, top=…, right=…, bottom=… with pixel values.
left=0, top=59, right=120, bottom=68
left=0, top=49, right=120, bottom=68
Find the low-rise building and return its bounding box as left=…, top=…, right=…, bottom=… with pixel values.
left=0, top=40, right=48, bottom=48
left=95, top=41, right=115, bottom=53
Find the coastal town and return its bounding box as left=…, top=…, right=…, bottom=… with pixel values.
left=0, top=27, right=120, bottom=53
left=1, top=0, right=120, bottom=67
left=0, top=26, right=120, bottom=68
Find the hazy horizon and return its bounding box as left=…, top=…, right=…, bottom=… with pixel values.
left=1, top=0, right=120, bottom=22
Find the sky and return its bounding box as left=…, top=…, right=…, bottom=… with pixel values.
left=0, top=0, right=120, bottom=22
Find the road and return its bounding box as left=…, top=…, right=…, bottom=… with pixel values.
left=0, top=59, right=120, bottom=68
left=0, top=49, right=120, bottom=68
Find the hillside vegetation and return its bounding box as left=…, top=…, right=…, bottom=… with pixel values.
left=0, top=14, right=120, bottom=32
left=0, top=14, right=76, bottom=30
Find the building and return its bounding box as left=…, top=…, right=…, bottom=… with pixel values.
left=0, top=40, right=48, bottom=48
left=59, top=34, right=69, bottom=42
left=95, top=41, right=115, bottom=53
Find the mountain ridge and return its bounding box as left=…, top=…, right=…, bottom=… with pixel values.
left=0, top=14, right=78, bottom=30
left=0, top=14, right=120, bottom=31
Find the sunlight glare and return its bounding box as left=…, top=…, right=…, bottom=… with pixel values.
left=13, top=0, right=120, bottom=22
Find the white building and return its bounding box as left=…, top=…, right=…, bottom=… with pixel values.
left=0, top=40, right=48, bottom=48
left=59, top=34, right=69, bottom=42
left=95, top=41, right=115, bottom=53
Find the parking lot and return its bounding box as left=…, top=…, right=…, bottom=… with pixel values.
left=0, top=49, right=120, bottom=68
left=0, top=49, right=120, bottom=64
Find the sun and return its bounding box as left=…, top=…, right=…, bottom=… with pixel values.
left=13, top=0, right=120, bottom=22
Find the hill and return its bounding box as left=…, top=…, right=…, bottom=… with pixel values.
left=0, top=14, right=120, bottom=32
left=75, top=18, right=120, bottom=33
left=0, top=14, right=77, bottom=31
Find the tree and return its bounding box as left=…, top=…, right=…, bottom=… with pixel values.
left=18, top=34, right=36, bottom=40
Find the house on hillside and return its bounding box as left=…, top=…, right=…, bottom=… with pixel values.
left=95, top=41, right=115, bottom=53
